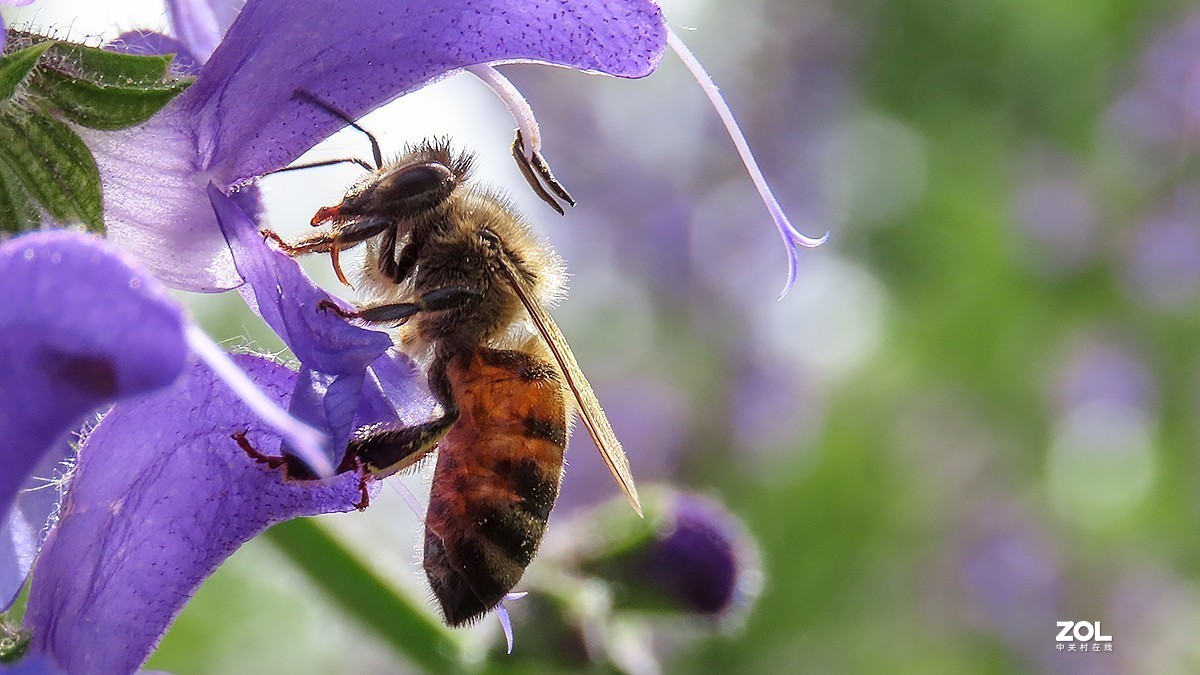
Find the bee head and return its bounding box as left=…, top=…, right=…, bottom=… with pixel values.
left=314, top=138, right=475, bottom=225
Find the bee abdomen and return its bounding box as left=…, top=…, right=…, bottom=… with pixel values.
left=423, top=347, right=568, bottom=626
left=424, top=454, right=563, bottom=626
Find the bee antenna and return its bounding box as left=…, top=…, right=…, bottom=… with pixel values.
left=293, top=89, right=384, bottom=170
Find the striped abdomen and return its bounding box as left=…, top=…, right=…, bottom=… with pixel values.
left=424, top=347, right=568, bottom=626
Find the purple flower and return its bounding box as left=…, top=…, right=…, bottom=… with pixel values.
left=24, top=356, right=365, bottom=675
left=639, top=493, right=760, bottom=617
left=92, top=0, right=822, bottom=298
left=1122, top=190, right=1200, bottom=310
left=2, top=1, right=680, bottom=670
left=479, top=489, right=761, bottom=667
left=3, top=192, right=419, bottom=673
left=0, top=220, right=374, bottom=670
left=575, top=490, right=761, bottom=621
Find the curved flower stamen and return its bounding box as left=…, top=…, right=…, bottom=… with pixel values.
left=468, top=65, right=546, bottom=157
left=666, top=27, right=828, bottom=300
left=496, top=591, right=528, bottom=654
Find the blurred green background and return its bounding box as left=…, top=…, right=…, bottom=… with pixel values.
left=9, top=0, right=1200, bottom=672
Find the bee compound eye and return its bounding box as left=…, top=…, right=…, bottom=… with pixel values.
left=385, top=162, right=456, bottom=199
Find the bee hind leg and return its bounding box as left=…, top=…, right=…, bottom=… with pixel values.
left=346, top=406, right=459, bottom=480
left=231, top=430, right=321, bottom=481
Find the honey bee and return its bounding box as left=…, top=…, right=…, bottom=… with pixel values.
left=245, top=93, right=641, bottom=626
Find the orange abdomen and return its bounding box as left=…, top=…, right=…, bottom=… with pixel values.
left=424, top=348, right=568, bottom=626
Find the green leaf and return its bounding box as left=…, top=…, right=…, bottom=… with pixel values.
left=0, top=158, right=40, bottom=234
left=0, top=41, right=54, bottom=101
left=38, top=69, right=191, bottom=130
left=44, top=42, right=176, bottom=87
left=265, top=518, right=465, bottom=674
left=0, top=108, right=103, bottom=230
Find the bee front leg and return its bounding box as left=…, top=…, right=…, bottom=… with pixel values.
left=260, top=217, right=392, bottom=257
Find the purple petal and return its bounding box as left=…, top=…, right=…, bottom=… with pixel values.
left=107, top=31, right=202, bottom=75
left=82, top=119, right=242, bottom=292
left=586, top=491, right=762, bottom=620
left=1, top=655, right=68, bottom=675
left=287, top=367, right=365, bottom=455
left=24, top=356, right=365, bottom=675
left=108, top=0, right=665, bottom=291
left=188, top=0, right=666, bottom=183
left=356, top=349, right=438, bottom=428
left=212, top=185, right=404, bottom=463
left=0, top=231, right=187, bottom=558
left=165, top=0, right=244, bottom=63
left=647, top=494, right=752, bottom=616
left=211, top=184, right=392, bottom=374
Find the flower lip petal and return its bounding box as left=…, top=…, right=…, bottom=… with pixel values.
left=356, top=349, right=438, bottom=428
left=182, top=0, right=667, bottom=183
left=0, top=231, right=187, bottom=534
left=24, top=356, right=365, bottom=675
left=211, top=185, right=406, bottom=467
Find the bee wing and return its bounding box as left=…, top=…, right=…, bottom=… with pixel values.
left=497, top=255, right=643, bottom=517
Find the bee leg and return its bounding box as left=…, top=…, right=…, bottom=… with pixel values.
left=346, top=357, right=460, bottom=481
left=379, top=225, right=427, bottom=285
left=260, top=217, right=392, bottom=257
left=319, top=287, right=482, bottom=324
left=231, top=430, right=320, bottom=481
left=292, top=88, right=384, bottom=170
left=346, top=396, right=459, bottom=487
left=352, top=462, right=371, bottom=511
left=511, top=129, right=575, bottom=215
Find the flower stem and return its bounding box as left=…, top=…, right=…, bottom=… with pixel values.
left=265, top=518, right=464, bottom=672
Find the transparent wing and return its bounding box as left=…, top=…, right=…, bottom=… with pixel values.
left=497, top=255, right=642, bottom=516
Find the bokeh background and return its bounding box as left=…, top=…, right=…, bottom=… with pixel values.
left=7, top=0, right=1200, bottom=672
